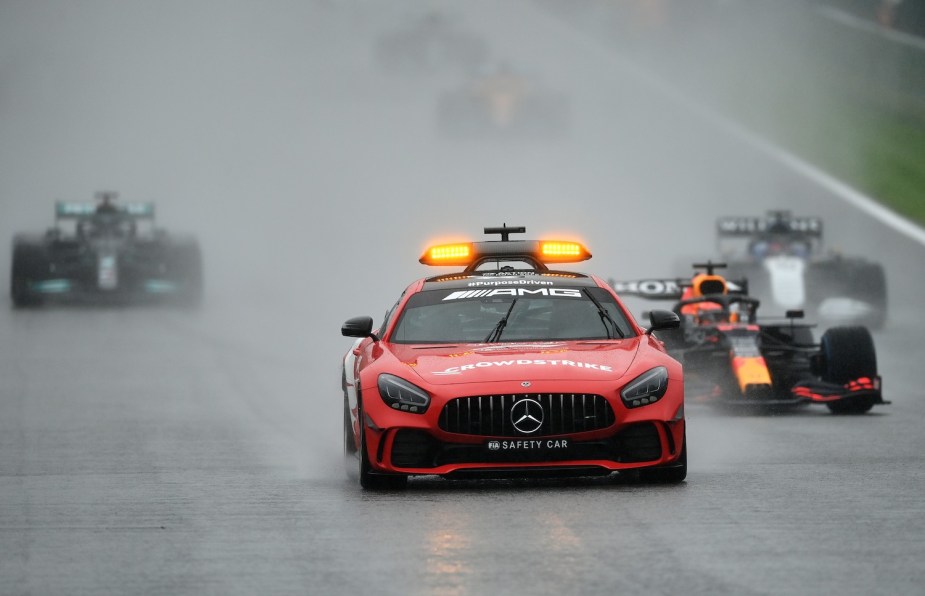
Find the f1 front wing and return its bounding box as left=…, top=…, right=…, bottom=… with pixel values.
left=791, top=376, right=886, bottom=405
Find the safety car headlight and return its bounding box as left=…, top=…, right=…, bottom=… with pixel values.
left=378, top=374, right=431, bottom=414
left=620, top=366, right=669, bottom=408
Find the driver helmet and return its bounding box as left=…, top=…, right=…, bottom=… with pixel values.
left=680, top=273, right=727, bottom=320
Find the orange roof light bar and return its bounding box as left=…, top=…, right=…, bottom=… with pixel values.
left=419, top=236, right=591, bottom=268
left=539, top=241, right=591, bottom=262
left=420, top=243, right=474, bottom=266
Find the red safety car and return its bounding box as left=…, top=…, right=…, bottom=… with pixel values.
left=340, top=225, right=686, bottom=489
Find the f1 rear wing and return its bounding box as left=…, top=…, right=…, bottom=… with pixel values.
left=609, top=278, right=749, bottom=300
left=716, top=213, right=822, bottom=237
left=55, top=201, right=156, bottom=220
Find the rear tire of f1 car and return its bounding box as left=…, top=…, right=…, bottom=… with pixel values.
left=820, top=326, right=878, bottom=414
left=635, top=434, right=687, bottom=484
left=10, top=242, right=45, bottom=308
left=856, top=263, right=887, bottom=330
left=356, top=398, right=407, bottom=490
left=808, top=260, right=887, bottom=329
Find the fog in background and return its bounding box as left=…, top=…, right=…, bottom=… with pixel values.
left=0, top=1, right=838, bottom=300
left=5, top=3, right=925, bottom=593
left=1, top=0, right=919, bottom=466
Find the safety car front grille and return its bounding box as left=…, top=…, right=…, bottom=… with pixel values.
left=438, top=393, right=615, bottom=437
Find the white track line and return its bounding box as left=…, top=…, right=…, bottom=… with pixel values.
left=535, top=2, right=925, bottom=248
left=816, top=6, right=925, bottom=52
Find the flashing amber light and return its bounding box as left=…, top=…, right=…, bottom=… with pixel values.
left=420, top=243, right=473, bottom=266
left=539, top=241, right=589, bottom=262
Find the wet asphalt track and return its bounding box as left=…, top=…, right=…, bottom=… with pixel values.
left=1, top=1, right=924, bottom=595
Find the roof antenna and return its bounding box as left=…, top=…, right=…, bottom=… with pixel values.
left=692, top=260, right=727, bottom=276
left=484, top=223, right=526, bottom=242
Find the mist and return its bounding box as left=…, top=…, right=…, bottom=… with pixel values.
left=2, top=0, right=920, bottom=469
left=4, top=3, right=925, bottom=593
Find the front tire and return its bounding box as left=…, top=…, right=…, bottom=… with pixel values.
left=820, top=326, right=878, bottom=414
left=344, top=396, right=358, bottom=481
left=356, top=399, right=407, bottom=490
left=636, top=434, right=687, bottom=484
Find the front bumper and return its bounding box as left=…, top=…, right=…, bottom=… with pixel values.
left=362, top=418, right=685, bottom=478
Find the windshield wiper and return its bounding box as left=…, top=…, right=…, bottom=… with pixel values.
left=484, top=299, right=518, bottom=343
left=583, top=289, right=625, bottom=339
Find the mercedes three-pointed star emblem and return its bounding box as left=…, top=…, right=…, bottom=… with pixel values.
left=510, top=398, right=544, bottom=434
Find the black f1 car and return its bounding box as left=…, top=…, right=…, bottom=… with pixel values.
left=10, top=192, right=202, bottom=307
left=436, top=64, right=569, bottom=138
left=613, top=262, right=886, bottom=414
left=715, top=211, right=887, bottom=328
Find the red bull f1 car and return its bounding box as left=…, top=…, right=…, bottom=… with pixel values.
left=614, top=262, right=885, bottom=414
left=10, top=192, right=202, bottom=307
left=341, top=225, right=686, bottom=489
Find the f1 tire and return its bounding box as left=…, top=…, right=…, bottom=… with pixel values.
left=10, top=242, right=46, bottom=307
left=635, top=434, right=687, bottom=484
left=855, top=263, right=887, bottom=329
left=820, top=326, right=878, bottom=414
left=356, top=398, right=407, bottom=490
left=808, top=260, right=887, bottom=329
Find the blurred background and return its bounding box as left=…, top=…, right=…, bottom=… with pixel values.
left=1, top=1, right=923, bottom=593
left=2, top=0, right=922, bottom=319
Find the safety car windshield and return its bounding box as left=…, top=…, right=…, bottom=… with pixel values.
left=389, top=286, right=634, bottom=344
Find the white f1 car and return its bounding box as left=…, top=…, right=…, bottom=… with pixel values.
left=714, top=211, right=886, bottom=328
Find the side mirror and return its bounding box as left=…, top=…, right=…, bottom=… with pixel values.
left=342, top=315, right=375, bottom=338
left=646, top=309, right=681, bottom=335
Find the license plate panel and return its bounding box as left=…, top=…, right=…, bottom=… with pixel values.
left=485, top=438, right=571, bottom=452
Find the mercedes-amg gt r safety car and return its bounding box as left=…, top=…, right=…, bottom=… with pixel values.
left=614, top=262, right=885, bottom=414
left=10, top=192, right=202, bottom=307
left=715, top=211, right=887, bottom=328
left=341, top=225, right=686, bottom=489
